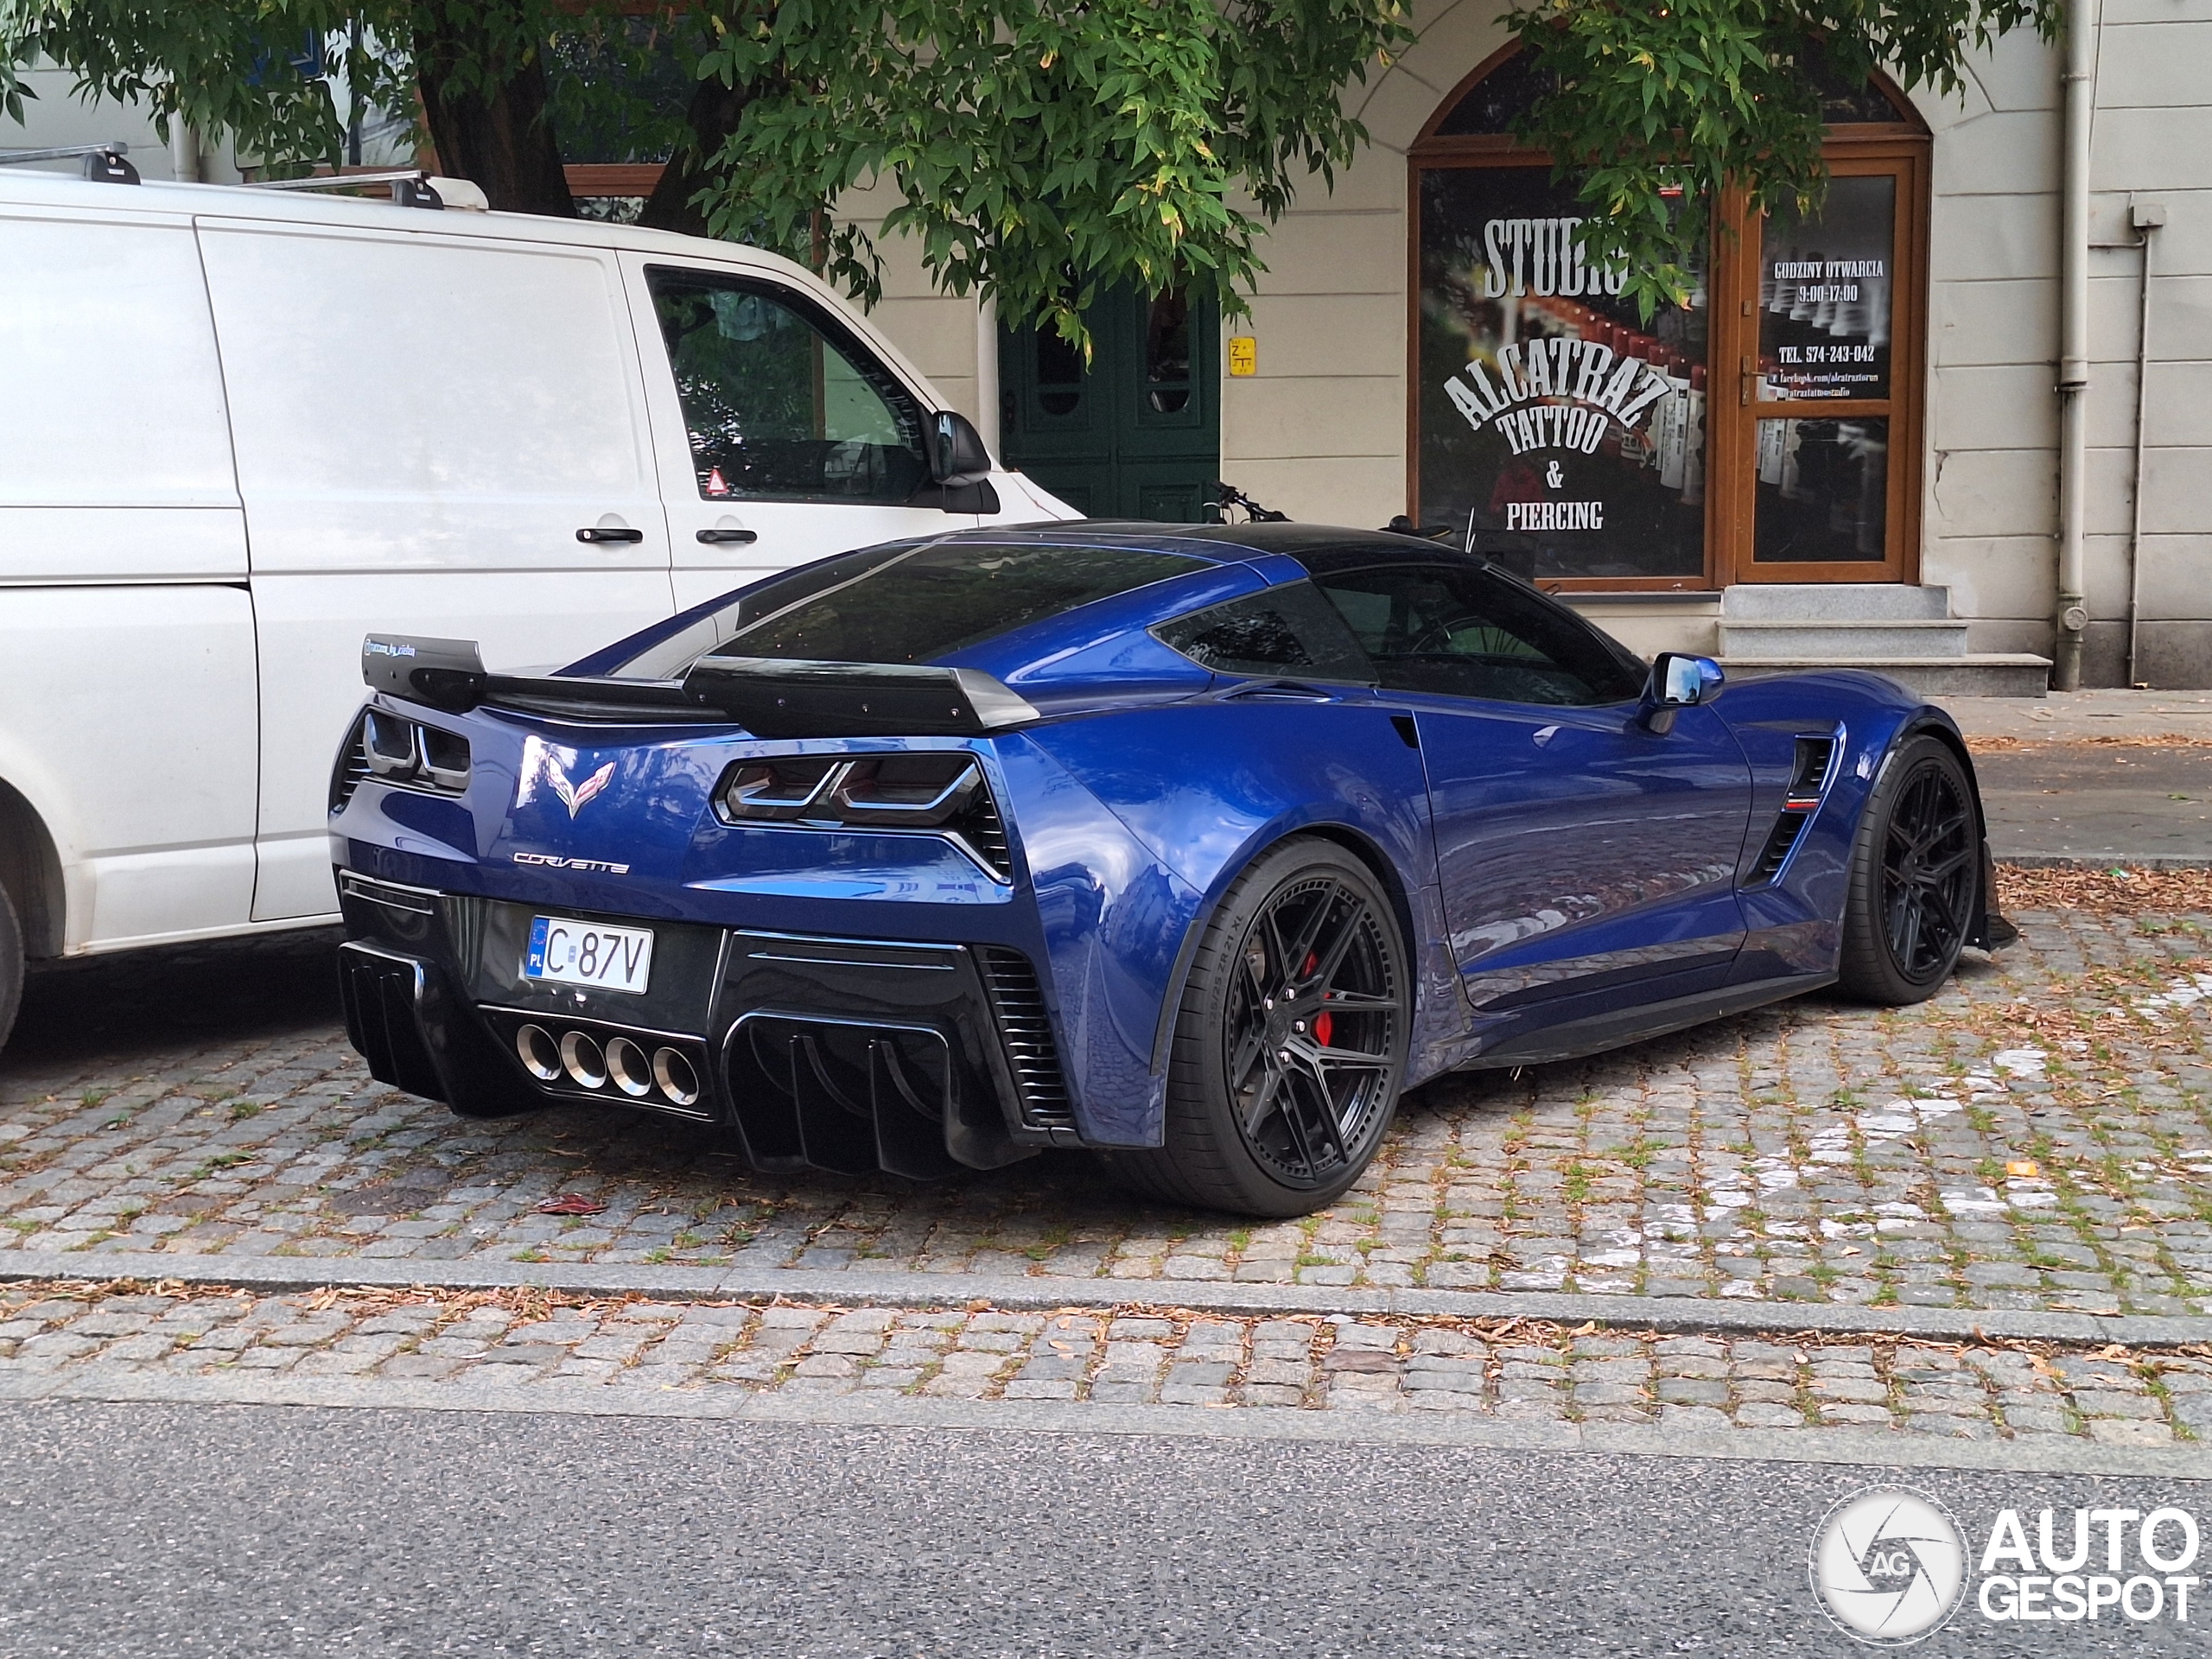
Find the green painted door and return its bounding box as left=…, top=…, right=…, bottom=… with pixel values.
left=999, top=288, right=1218, bottom=520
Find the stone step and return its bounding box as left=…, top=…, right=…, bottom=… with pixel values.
left=1719, top=618, right=1972, bottom=659
left=1716, top=654, right=2052, bottom=699
left=1720, top=583, right=1952, bottom=621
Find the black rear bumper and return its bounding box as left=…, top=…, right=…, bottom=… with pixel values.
left=335, top=874, right=1077, bottom=1176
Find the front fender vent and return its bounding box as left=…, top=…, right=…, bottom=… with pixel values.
left=978, top=947, right=1073, bottom=1130
left=1751, top=810, right=1812, bottom=885
left=1749, top=734, right=1841, bottom=887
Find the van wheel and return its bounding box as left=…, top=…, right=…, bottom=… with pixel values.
left=0, top=884, right=20, bottom=1052
left=1103, top=838, right=1408, bottom=1217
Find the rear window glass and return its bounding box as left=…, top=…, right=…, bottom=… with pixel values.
left=604, top=542, right=1205, bottom=678
left=1154, top=583, right=1375, bottom=683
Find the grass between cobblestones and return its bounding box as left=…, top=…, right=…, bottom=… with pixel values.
left=1, top=891, right=2209, bottom=1318
left=3, top=1277, right=2207, bottom=1447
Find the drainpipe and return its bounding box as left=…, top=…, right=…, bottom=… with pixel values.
left=2125, top=201, right=2164, bottom=685
left=975, top=294, right=1001, bottom=458
left=2052, top=0, right=2099, bottom=690
left=169, top=121, right=200, bottom=183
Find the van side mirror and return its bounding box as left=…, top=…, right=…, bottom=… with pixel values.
left=931, top=410, right=994, bottom=485
left=1641, top=652, right=1723, bottom=734
left=919, top=410, right=1000, bottom=513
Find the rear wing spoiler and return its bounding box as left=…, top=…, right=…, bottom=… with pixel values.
left=682, top=656, right=1038, bottom=737
left=362, top=636, right=486, bottom=711
left=362, top=635, right=1038, bottom=736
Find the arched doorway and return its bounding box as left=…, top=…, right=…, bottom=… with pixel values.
left=1409, top=44, right=1931, bottom=589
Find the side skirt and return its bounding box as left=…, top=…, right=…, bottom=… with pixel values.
left=1457, top=972, right=1836, bottom=1071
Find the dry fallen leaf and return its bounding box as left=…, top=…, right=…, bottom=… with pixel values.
left=535, top=1193, right=607, bottom=1217
left=1996, top=862, right=2212, bottom=916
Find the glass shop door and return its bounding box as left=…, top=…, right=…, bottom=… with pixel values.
left=1721, top=148, right=1926, bottom=583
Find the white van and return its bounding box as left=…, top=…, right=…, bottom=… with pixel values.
left=0, top=168, right=1074, bottom=1043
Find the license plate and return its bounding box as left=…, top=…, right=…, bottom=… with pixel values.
left=524, top=916, right=653, bottom=995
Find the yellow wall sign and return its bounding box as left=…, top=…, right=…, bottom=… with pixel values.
left=1227, top=336, right=1257, bottom=377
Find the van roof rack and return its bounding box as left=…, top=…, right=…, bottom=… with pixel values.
left=241, top=168, right=444, bottom=209
left=0, top=142, right=137, bottom=184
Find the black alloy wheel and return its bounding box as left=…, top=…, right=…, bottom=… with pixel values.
left=1224, top=871, right=1402, bottom=1185
left=1839, top=734, right=1979, bottom=1004
left=1103, top=838, right=1408, bottom=1217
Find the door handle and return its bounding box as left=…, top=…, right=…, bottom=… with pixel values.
left=696, top=528, right=759, bottom=545
left=576, top=525, right=645, bottom=544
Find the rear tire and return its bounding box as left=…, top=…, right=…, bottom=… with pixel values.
left=0, top=884, right=21, bottom=1053
left=1103, top=838, right=1408, bottom=1217
left=1838, top=734, right=1977, bottom=1005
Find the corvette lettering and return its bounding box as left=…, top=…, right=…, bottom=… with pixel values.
left=512, top=853, right=630, bottom=874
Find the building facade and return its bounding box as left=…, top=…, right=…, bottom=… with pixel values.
left=10, top=9, right=2205, bottom=688
left=849, top=2, right=2209, bottom=690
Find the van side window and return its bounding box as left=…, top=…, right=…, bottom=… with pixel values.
left=645, top=268, right=931, bottom=504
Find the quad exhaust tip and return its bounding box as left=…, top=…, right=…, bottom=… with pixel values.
left=559, top=1030, right=607, bottom=1089
left=515, top=1022, right=700, bottom=1109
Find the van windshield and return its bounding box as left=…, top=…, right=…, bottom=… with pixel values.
left=601, top=542, right=1206, bottom=680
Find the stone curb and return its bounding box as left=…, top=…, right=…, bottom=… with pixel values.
left=1, top=1365, right=2202, bottom=1480
left=6, top=1250, right=2209, bottom=1349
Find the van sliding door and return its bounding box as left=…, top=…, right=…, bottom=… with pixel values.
left=198, top=223, right=676, bottom=922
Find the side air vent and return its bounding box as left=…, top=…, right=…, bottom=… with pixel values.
left=961, top=788, right=1014, bottom=885
left=1786, top=735, right=1838, bottom=810
left=1751, top=810, right=1811, bottom=885
left=1748, top=733, right=1841, bottom=886
left=330, top=714, right=373, bottom=812
left=978, top=947, right=1074, bottom=1131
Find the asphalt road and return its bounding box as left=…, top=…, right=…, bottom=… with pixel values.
left=1974, top=744, right=2211, bottom=865
left=1, top=1401, right=2206, bottom=1657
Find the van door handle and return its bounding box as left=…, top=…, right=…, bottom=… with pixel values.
left=576, top=525, right=645, bottom=544
left=695, top=528, right=759, bottom=544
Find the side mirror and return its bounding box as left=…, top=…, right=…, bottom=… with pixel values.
left=930, top=410, right=994, bottom=485
left=1642, top=652, right=1723, bottom=734
left=920, top=410, right=1000, bottom=514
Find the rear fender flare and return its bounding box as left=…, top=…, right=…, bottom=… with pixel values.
left=1141, top=815, right=1446, bottom=1134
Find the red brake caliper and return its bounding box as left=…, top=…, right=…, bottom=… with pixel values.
left=1302, top=951, right=1332, bottom=1048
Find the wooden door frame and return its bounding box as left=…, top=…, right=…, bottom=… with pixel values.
left=1407, top=48, right=1932, bottom=591
left=1713, top=137, right=1930, bottom=585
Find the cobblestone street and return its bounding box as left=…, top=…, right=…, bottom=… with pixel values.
left=2, top=1277, right=2205, bottom=1448
left=3, top=891, right=2209, bottom=1317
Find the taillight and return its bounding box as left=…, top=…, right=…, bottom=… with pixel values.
left=348, top=709, right=471, bottom=798
left=715, top=753, right=1013, bottom=881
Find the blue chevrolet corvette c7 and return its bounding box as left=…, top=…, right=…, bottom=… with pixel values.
left=330, top=523, right=2013, bottom=1217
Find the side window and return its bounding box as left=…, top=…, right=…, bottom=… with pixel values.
left=1154, top=582, right=1375, bottom=682
left=645, top=267, right=931, bottom=503
left=1313, top=563, right=1645, bottom=706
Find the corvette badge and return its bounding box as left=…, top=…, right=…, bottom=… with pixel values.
left=516, top=735, right=616, bottom=819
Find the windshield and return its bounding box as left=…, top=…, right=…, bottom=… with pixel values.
left=603, top=541, right=1207, bottom=680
